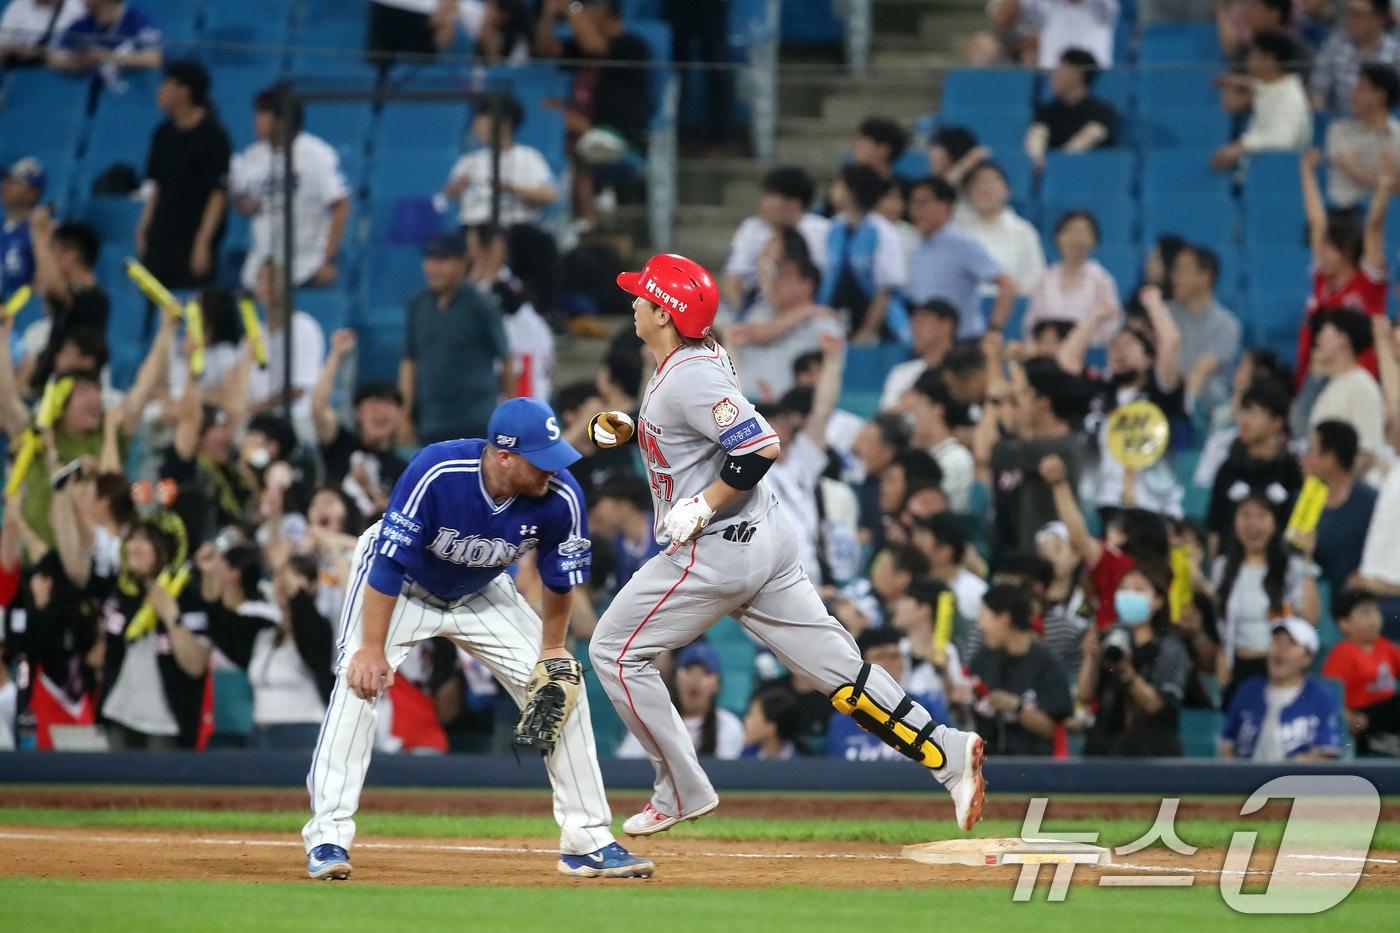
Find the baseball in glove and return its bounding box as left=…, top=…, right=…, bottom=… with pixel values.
left=588, top=410, right=635, bottom=449
left=513, top=656, right=584, bottom=756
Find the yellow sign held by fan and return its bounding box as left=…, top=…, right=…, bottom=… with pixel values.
left=125, top=562, right=193, bottom=642
left=933, top=590, right=955, bottom=667
left=238, top=297, right=268, bottom=369
left=1169, top=545, right=1194, bottom=623
left=185, top=299, right=206, bottom=378
left=1105, top=400, right=1170, bottom=469
left=1286, top=476, right=1329, bottom=545
left=125, top=257, right=178, bottom=311
left=2, top=285, right=32, bottom=319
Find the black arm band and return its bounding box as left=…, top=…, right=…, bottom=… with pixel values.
left=720, top=449, right=774, bottom=491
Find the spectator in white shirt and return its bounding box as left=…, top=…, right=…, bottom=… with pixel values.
left=900, top=370, right=976, bottom=513
left=954, top=160, right=1046, bottom=296
left=1025, top=210, right=1121, bottom=340
left=721, top=165, right=830, bottom=310
left=454, top=0, right=532, bottom=64
left=443, top=91, right=556, bottom=229
left=1306, top=308, right=1385, bottom=462
left=1016, top=0, right=1119, bottom=68
left=724, top=229, right=841, bottom=402
left=246, top=260, right=326, bottom=440
left=468, top=222, right=554, bottom=401
left=229, top=84, right=350, bottom=292
left=0, top=0, right=80, bottom=63
left=1325, top=63, right=1400, bottom=211
left=879, top=299, right=960, bottom=411
left=1213, top=31, right=1314, bottom=171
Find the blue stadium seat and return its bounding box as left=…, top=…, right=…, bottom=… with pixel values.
left=1179, top=708, right=1222, bottom=757
left=138, top=0, right=201, bottom=42
left=1136, top=108, right=1232, bottom=148
left=1039, top=196, right=1136, bottom=252
left=209, top=65, right=283, bottom=149
left=1093, top=246, right=1139, bottom=296
left=893, top=147, right=931, bottom=181
left=1242, top=151, right=1302, bottom=192
left=0, top=71, right=91, bottom=160
left=843, top=344, right=911, bottom=395
left=75, top=197, right=143, bottom=249
left=943, top=68, right=1035, bottom=115
left=1142, top=193, right=1236, bottom=254
left=367, top=151, right=458, bottom=239
left=625, top=18, right=674, bottom=129
left=377, top=101, right=469, bottom=156
left=295, top=288, right=354, bottom=334
left=353, top=321, right=406, bottom=386
left=304, top=101, right=374, bottom=161
left=363, top=245, right=428, bottom=310
left=212, top=669, right=254, bottom=741
left=998, top=151, right=1035, bottom=210
left=200, top=0, right=295, bottom=66
left=1041, top=150, right=1135, bottom=198
left=387, top=196, right=449, bottom=245
left=1242, top=192, right=1307, bottom=248
left=1138, top=22, right=1221, bottom=64
left=1142, top=148, right=1233, bottom=198
left=1136, top=67, right=1219, bottom=112
left=85, top=82, right=164, bottom=171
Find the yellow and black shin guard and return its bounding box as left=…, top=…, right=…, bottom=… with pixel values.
left=830, top=663, right=946, bottom=770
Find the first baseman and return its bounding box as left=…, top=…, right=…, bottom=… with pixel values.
left=303, top=398, right=653, bottom=880
left=588, top=254, right=987, bottom=836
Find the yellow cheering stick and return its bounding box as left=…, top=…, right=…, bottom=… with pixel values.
left=932, top=590, right=956, bottom=667
left=1285, top=476, right=1328, bottom=546
left=1169, top=544, right=1194, bottom=623
left=238, top=297, right=267, bottom=369
left=2, top=285, right=32, bottom=319
left=125, top=256, right=179, bottom=312
left=4, top=376, right=74, bottom=496
left=185, top=298, right=206, bottom=378
left=125, top=562, right=193, bottom=642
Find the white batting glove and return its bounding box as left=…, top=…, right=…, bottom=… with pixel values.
left=662, top=494, right=715, bottom=555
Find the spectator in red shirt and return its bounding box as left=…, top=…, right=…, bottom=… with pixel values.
left=1323, top=588, right=1400, bottom=755
left=1039, top=453, right=1170, bottom=629
left=1298, top=148, right=1391, bottom=386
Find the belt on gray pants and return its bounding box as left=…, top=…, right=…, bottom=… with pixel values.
left=402, top=581, right=473, bottom=611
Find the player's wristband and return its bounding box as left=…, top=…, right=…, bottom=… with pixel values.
left=721, top=450, right=774, bottom=491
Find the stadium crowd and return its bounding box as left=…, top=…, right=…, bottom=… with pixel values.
left=1, top=0, right=1399, bottom=766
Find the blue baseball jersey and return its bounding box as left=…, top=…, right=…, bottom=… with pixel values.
left=366, top=438, right=591, bottom=601
left=1222, top=676, right=1342, bottom=760
left=0, top=219, right=34, bottom=299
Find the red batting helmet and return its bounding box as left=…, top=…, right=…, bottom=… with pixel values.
left=616, top=253, right=719, bottom=339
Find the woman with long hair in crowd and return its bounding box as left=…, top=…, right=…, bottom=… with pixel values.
left=1210, top=493, right=1320, bottom=708
left=93, top=519, right=211, bottom=749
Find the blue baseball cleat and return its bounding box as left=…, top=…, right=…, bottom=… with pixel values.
left=307, top=843, right=352, bottom=880
left=557, top=842, right=655, bottom=878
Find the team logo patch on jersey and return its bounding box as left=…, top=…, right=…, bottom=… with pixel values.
left=712, top=398, right=739, bottom=428
left=557, top=535, right=591, bottom=557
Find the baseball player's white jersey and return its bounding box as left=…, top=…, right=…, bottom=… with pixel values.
left=591, top=342, right=983, bottom=827
left=303, top=438, right=615, bottom=856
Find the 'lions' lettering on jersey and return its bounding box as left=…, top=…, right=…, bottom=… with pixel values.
left=366, top=438, right=590, bottom=600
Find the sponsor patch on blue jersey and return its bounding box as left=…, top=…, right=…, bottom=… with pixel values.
left=719, top=417, right=762, bottom=452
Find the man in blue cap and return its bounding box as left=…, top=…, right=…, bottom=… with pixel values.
left=303, top=396, right=653, bottom=881
left=1, top=156, right=44, bottom=299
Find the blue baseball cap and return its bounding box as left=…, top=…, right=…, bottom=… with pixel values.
left=4, top=157, right=46, bottom=195
left=487, top=397, right=580, bottom=472
left=675, top=641, right=722, bottom=676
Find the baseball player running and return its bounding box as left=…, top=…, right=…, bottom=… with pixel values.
left=588, top=254, right=987, bottom=836
left=303, top=398, right=653, bottom=880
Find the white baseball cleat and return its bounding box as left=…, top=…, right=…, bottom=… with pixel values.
left=622, top=798, right=720, bottom=837
left=939, top=730, right=987, bottom=831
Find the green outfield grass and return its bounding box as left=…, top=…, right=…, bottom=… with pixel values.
left=1, top=805, right=1395, bottom=850
left=1, top=878, right=1393, bottom=933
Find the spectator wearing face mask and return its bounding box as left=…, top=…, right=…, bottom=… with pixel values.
left=1077, top=564, right=1191, bottom=756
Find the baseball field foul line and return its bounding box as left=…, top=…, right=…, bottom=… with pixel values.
left=0, top=830, right=1390, bottom=878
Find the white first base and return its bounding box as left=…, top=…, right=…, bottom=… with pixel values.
left=901, top=838, right=1110, bottom=868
